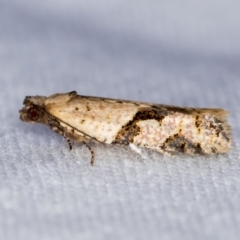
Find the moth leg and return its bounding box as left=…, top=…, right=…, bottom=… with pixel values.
left=48, top=120, right=74, bottom=150
left=129, top=143, right=147, bottom=159
left=63, top=133, right=74, bottom=150
left=48, top=120, right=95, bottom=165
left=83, top=141, right=95, bottom=165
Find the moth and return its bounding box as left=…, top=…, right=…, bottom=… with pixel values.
left=19, top=91, right=232, bottom=165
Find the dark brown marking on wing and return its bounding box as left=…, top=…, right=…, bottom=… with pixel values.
left=113, top=108, right=167, bottom=145
left=86, top=103, right=91, bottom=111
left=195, top=115, right=203, bottom=134
left=195, top=115, right=200, bottom=127
left=151, top=105, right=193, bottom=115
left=162, top=134, right=204, bottom=155
left=206, top=117, right=230, bottom=142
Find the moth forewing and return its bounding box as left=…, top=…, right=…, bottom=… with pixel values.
left=19, top=91, right=232, bottom=164
left=45, top=95, right=142, bottom=144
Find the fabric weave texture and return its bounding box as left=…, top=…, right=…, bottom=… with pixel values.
left=0, top=1, right=240, bottom=240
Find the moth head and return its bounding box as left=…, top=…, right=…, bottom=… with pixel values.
left=19, top=96, right=47, bottom=124
left=19, top=105, right=46, bottom=124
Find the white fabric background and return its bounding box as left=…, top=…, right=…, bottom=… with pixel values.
left=1, top=1, right=240, bottom=239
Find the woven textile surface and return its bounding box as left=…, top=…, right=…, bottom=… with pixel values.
left=1, top=1, right=240, bottom=239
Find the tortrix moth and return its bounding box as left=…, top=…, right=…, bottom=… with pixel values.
left=19, top=91, right=232, bottom=165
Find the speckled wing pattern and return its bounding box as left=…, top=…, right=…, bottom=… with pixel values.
left=19, top=91, right=232, bottom=160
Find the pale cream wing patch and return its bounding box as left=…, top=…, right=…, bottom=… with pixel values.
left=45, top=97, right=142, bottom=144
